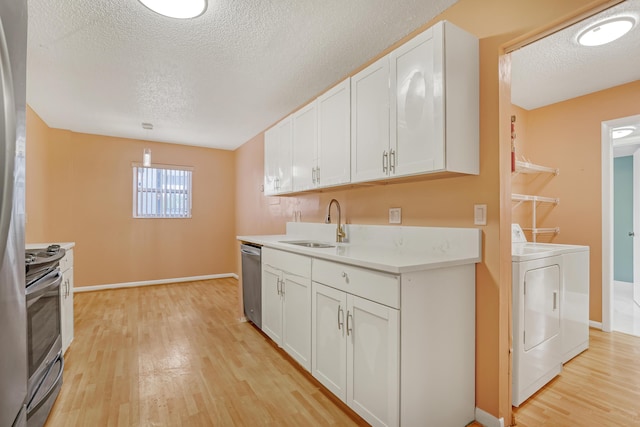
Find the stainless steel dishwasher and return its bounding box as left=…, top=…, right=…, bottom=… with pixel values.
left=240, top=243, right=261, bottom=328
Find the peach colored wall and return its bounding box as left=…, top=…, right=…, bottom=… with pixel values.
left=234, top=0, right=610, bottom=421
left=25, top=107, right=50, bottom=241
left=520, top=80, right=640, bottom=323
left=26, top=110, right=237, bottom=288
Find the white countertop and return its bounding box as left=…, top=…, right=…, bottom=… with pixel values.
left=238, top=223, right=482, bottom=274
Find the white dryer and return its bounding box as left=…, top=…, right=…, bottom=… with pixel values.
left=511, top=224, right=590, bottom=407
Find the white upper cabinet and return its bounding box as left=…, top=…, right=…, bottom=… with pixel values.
left=292, top=79, right=351, bottom=192
left=292, top=101, right=318, bottom=192
left=265, top=20, right=478, bottom=192
left=264, top=116, right=293, bottom=195
left=390, top=24, right=444, bottom=175
left=263, top=126, right=279, bottom=195
left=351, top=21, right=478, bottom=184
left=350, top=57, right=391, bottom=183
left=317, top=79, right=351, bottom=188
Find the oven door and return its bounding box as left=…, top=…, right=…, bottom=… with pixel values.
left=26, top=352, right=63, bottom=427
left=25, top=269, right=62, bottom=394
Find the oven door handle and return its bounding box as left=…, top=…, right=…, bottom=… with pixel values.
left=27, top=352, right=63, bottom=414
left=26, top=271, right=61, bottom=307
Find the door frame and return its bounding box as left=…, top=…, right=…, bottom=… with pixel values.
left=601, top=114, right=640, bottom=332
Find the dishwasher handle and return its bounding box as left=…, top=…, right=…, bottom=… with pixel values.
left=241, top=244, right=261, bottom=257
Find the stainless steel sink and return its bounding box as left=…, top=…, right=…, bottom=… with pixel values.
left=279, top=240, right=335, bottom=248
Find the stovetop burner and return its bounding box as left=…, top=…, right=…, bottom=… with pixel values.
left=25, top=245, right=66, bottom=286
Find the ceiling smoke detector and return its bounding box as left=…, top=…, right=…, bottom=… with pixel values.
left=138, top=0, right=207, bottom=19
left=577, top=17, right=635, bottom=46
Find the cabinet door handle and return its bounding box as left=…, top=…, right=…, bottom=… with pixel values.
left=312, top=167, right=316, bottom=184
left=389, top=149, right=396, bottom=173
left=382, top=151, right=388, bottom=173
left=629, top=231, right=635, bottom=237
left=276, top=278, right=281, bottom=295
left=346, top=310, right=353, bottom=336
left=280, top=279, right=285, bottom=297
left=553, top=291, right=557, bottom=310
left=338, top=305, right=344, bottom=330
left=316, top=167, right=319, bottom=184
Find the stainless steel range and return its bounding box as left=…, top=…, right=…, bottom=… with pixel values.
left=25, top=245, right=65, bottom=427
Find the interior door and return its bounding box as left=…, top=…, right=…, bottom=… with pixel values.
left=634, top=148, right=640, bottom=306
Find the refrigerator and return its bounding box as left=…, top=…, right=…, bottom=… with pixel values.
left=0, top=1, right=28, bottom=427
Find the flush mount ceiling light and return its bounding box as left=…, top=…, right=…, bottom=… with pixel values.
left=138, top=0, right=207, bottom=19
left=577, top=17, right=635, bottom=46
left=612, top=127, right=635, bottom=139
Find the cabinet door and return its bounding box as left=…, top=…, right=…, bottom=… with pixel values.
left=317, top=79, right=351, bottom=188
left=311, top=282, right=347, bottom=401
left=262, top=264, right=283, bottom=344
left=276, top=116, right=293, bottom=194
left=389, top=24, right=445, bottom=176
left=60, top=266, right=74, bottom=354
left=351, top=57, right=390, bottom=184
left=282, top=273, right=312, bottom=371
left=263, top=126, right=279, bottom=196
left=292, top=102, right=318, bottom=192
left=347, top=295, right=399, bottom=427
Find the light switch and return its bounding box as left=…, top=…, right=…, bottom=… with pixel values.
left=389, top=207, right=402, bottom=224
left=474, top=204, right=487, bottom=226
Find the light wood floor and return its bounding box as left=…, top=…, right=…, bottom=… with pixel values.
left=45, top=279, right=366, bottom=426
left=512, top=328, right=640, bottom=426
left=46, top=279, right=640, bottom=427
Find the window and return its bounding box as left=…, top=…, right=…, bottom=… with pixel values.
left=133, top=165, right=193, bottom=218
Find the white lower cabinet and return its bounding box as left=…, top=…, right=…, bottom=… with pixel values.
left=262, top=248, right=475, bottom=426
left=261, top=248, right=312, bottom=371
left=59, top=249, right=74, bottom=354
left=311, top=283, right=347, bottom=399
left=312, top=268, right=399, bottom=427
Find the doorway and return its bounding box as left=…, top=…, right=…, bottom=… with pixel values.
left=602, top=114, right=640, bottom=335
left=507, top=0, right=640, bottom=335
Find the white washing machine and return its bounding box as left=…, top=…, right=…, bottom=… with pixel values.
left=512, top=224, right=590, bottom=407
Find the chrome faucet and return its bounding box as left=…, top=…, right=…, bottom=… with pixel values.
left=325, top=199, right=346, bottom=243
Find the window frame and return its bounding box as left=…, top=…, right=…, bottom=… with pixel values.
left=132, top=163, right=194, bottom=219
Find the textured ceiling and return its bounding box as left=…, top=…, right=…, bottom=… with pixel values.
left=26, top=0, right=458, bottom=150
left=512, top=0, right=640, bottom=111
left=511, top=0, right=640, bottom=157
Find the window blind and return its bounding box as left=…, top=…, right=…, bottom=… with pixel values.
left=133, top=165, right=193, bottom=218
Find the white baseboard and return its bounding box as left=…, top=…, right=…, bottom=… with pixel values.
left=475, top=407, right=504, bottom=427
left=589, top=320, right=603, bottom=330
left=74, top=273, right=238, bottom=293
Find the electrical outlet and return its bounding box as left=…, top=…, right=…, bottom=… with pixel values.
left=474, top=204, right=487, bottom=226
left=389, top=207, right=402, bottom=224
